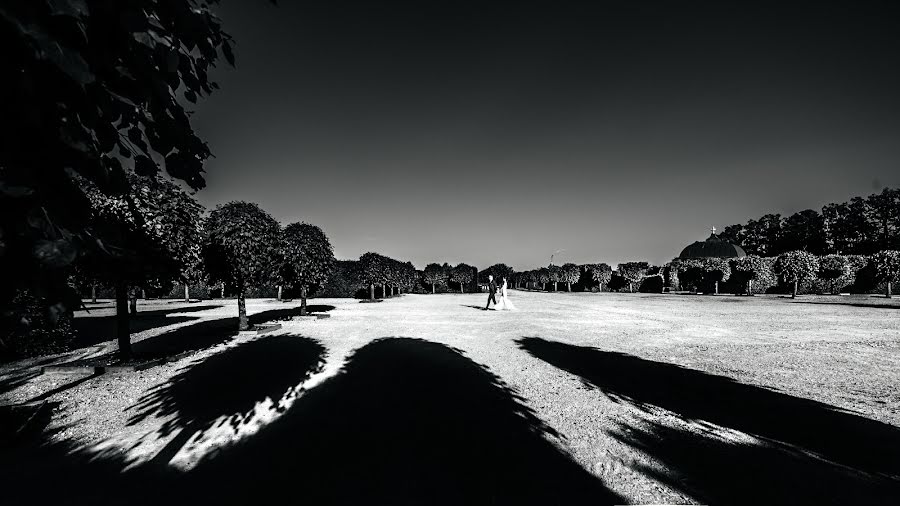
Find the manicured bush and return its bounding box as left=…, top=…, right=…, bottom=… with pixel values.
left=617, top=262, right=649, bottom=293
left=774, top=250, right=820, bottom=298
left=817, top=254, right=851, bottom=294
left=731, top=256, right=776, bottom=294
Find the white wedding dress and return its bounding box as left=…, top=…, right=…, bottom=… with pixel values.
left=495, top=281, right=516, bottom=311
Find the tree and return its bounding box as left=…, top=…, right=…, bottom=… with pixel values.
left=481, top=264, right=514, bottom=285
left=617, top=262, right=649, bottom=293
left=357, top=252, right=385, bottom=300
left=867, top=189, right=900, bottom=251
left=203, top=202, right=281, bottom=330
left=872, top=250, right=900, bottom=298
left=537, top=268, right=550, bottom=291
left=817, top=254, right=851, bottom=295
left=699, top=258, right=731, bottom=295
left=780, top=210, right=827, bottom=255
left=586, top=263, right=612, bottom=292
left=78, top=171, right=203, bottom=358
left=718, top=224, right=746, bottom=247
left=561, top=263, right=580, bottom=292
left=451, top=264, right=474, bottom=293
left=548, top=265, right=562, bottom=291
left=743, top=214, right=783, bottom=256
left=423, top=263, right=447, bottom=294
left=774, top=251, right=820, bottom=298
left=0, top=0, right=244, bottom=320
left=731, top=256, right=776, bottom=295
left=279, top=222, right=335, bottom=315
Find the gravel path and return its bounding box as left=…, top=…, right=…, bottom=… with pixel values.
left=2, top=292, right=900, bottom=504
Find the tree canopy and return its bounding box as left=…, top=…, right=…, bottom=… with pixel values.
left=0, top=0, right=241, bottom=312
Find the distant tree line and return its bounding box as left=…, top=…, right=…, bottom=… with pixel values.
left=717, top=188, right=900, bottom=256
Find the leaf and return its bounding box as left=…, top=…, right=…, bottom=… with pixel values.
left=222, top=40, right=235, bottom=66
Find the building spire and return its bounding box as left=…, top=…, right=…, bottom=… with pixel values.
left=711, top=226, right=717, bottom=235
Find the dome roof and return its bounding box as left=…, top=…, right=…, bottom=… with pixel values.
left=679, top=232, right=747, bottom=259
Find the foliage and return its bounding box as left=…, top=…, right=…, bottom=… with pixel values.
left=279, top=222, right=335, bottom=291
left=203, top=202, right=281, bottom=291
left=537, top=268, right=550, bottom=286
left=617, top=262, right=649, bottom=290
left=700, top=257, right=731, bottom=283
left=548, top=265, right=562, bottom=283
left=451, top=263, right=474, bottom=288
left=1, top=289, right=75, bottom=361
left=872, top=250, right=900, bottom=284
left=774, top=251, right=820, bottom=284
left=0, top=0, right=244, bottom=314
left=423, top=263, right=448, bottom=289
left=731, top=256, right=776, bottom=293
left=480, top=263, right=514, bottom=283
left=320, top=260, right=362, bottom=298
left=78, top=171, right=204, bottom=289
left=560, top=263, right=580, bottom=285
left=817, top=254, right=851, bottom=293
left=586, top=263, right=613, bottom=286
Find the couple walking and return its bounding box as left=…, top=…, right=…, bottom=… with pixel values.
left=484, top=275, right=516, bottom=311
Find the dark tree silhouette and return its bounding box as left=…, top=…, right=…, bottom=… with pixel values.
left=279, top=222, right=335, bottom=315
left=203, top=202, right=280, bottom=330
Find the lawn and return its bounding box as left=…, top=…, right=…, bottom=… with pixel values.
left=2, top=291, right=899, bottom=504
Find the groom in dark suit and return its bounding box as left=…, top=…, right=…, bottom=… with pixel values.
left=484, top=274, right=497, bottom=310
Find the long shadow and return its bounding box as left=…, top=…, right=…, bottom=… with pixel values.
left=72, top=305, right=224, bottom=347
left=129, top=305, right=334, bottom=358
left=180, top=338, right=622, bottom=505
left=0, top=370, right=42, bottom=394
left=127, top=334, right=326, bottom=464
left=788, top=300, right=900, bottom=310
left=518, top=337, right=900, bottom=504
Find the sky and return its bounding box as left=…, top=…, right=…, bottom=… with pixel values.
left=191, top=0, right=900, bottom=270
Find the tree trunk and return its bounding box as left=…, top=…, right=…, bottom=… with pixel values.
left=553, top=282, right=558, bottom=291
left=115, top=283, right=131, bottom=360
left=370, top=283, right=375, bottom=301
left=237, top=289, right=249, bottom=331
left=221, top=284, right=225, bottom=298
left=629, top=282, right=634, bottom=293
left=792, top=280, right=798, bottom=299
left=184, top=284, right=190, bottom=303
left=461, top=283, right=465, bottom=294
left=382, top=284, right=387, bottom=298
left=431, top=283, right=435, bottom=294
left=887, top=281, right=893, bottom=299
left=300, top=285, right=308, bottom=315
left=599, top=282, right=603, bottom=292
left=748, top=279, right=754, bottom=296
left=141, top=288, right=146, bottom=299
left=91, top=283, right=97, bottom=304
left=129, top=294, right=137, bottom=315
left=277, top=285, right=282, bottom=301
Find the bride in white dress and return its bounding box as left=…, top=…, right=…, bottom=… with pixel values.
left=495, top=277, right=516, bottom=311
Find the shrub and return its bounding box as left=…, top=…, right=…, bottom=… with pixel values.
left=817, top=254, right=851, bottom=294
left=774, top=250, right=820, bottom=298
left=872, top=250, right=900, bottom=298
left=1, top=290, right=75, bottom=361
left=731, top=256, right=776, bottom=294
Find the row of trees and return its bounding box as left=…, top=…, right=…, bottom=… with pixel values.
left=717, top=187, right=900, bottom=256
left=661, top=250, right=900, bottom=298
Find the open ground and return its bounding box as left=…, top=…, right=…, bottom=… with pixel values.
left=3, top=291, right=900, bottom=504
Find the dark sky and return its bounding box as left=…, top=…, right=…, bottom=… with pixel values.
left=192, top=0, right=900, bottom=269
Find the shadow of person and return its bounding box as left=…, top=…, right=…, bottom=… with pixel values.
left=127, top=334, right=327, bottom=465
left=181, top=337, right=622, bottom=505
left=517, top=337, right=900, bottom=504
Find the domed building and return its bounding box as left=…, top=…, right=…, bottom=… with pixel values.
left=679, top=227, right=747, bottom=259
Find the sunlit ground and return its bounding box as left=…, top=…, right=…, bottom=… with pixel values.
left=3, top=291, right=900, bottom=504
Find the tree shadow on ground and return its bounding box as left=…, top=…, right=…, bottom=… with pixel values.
left=2, top=337, right=621, bottom=505
left=517, top=337, right=900, bottom=505
left=72, top=305, right=224, bottom=347
left=180, top=337, right=622, bottom=505
left=0, top=370, right=42, bottom=394
left=128, top=305, right=334, bottom=358
left=787, top=300, right=900, bottom=310
left=126, top=334, right=326, bottom=465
